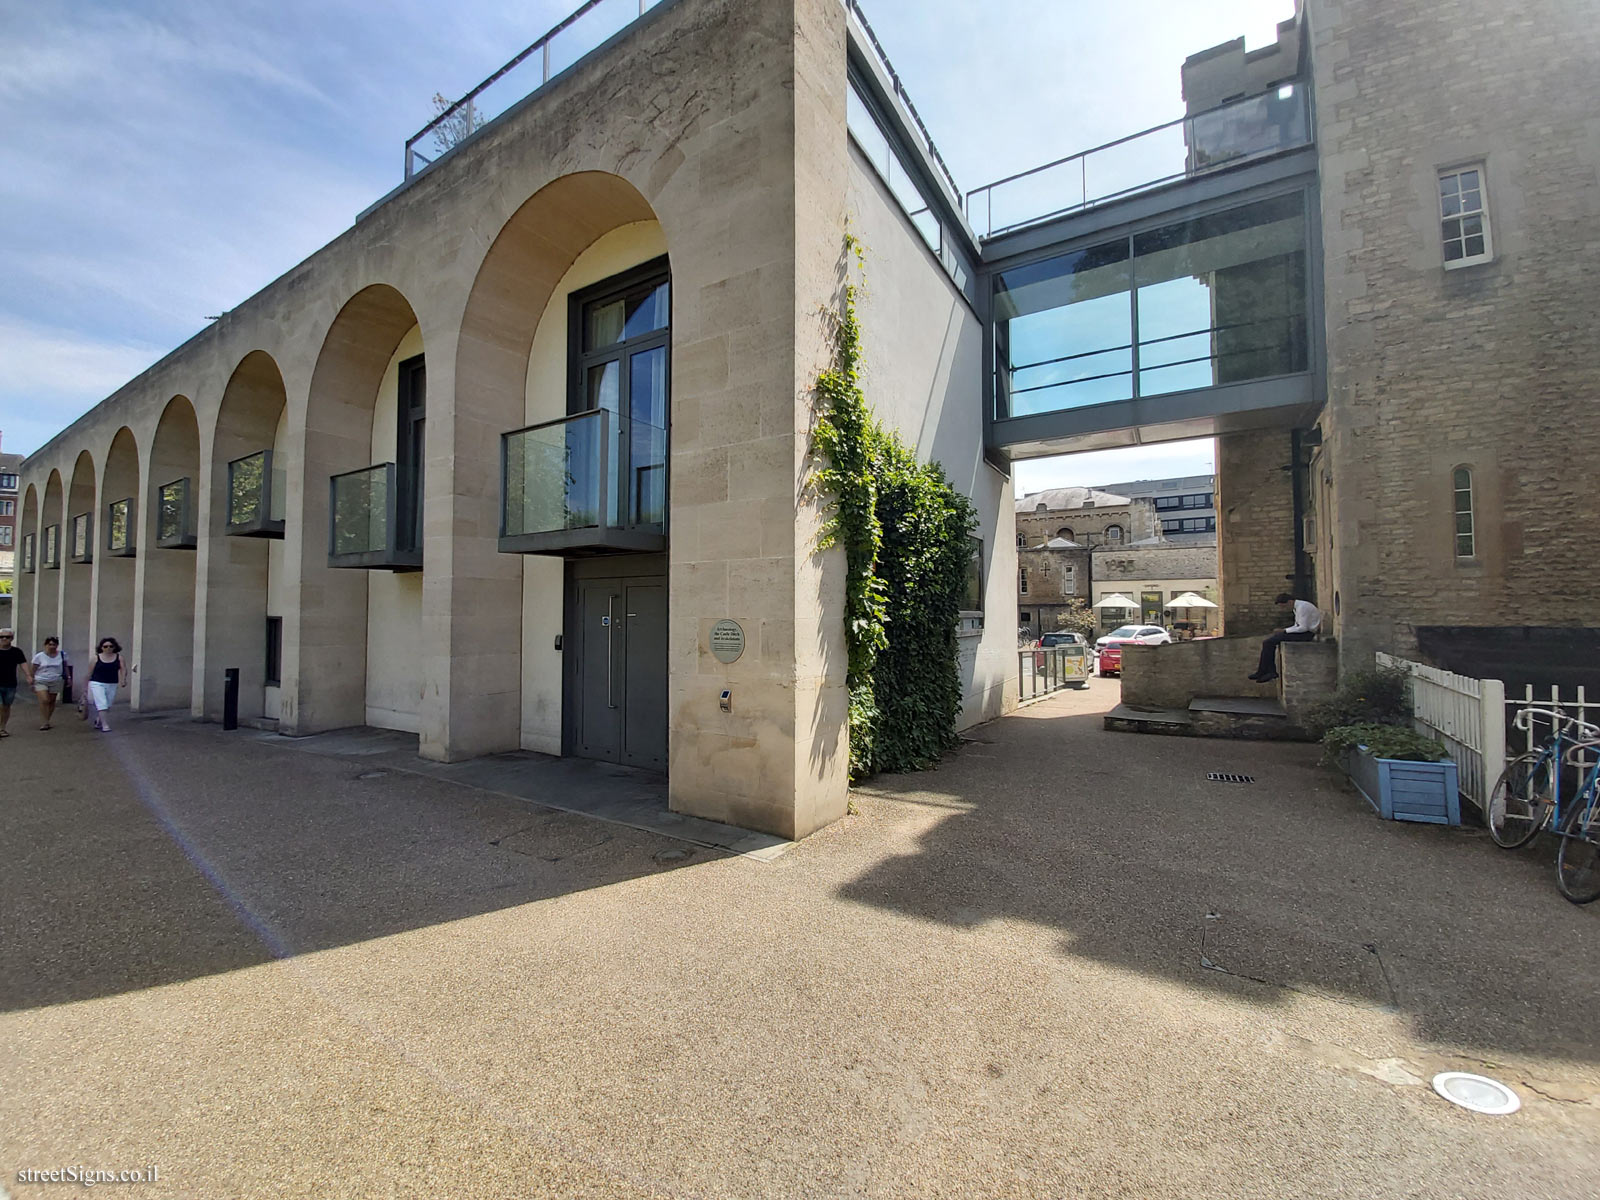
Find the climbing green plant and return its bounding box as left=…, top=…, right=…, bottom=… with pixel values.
left=813, top=234, right=976, bottom=779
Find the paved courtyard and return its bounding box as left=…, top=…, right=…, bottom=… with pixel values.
left=3, top=681, right=1597, bottom=1199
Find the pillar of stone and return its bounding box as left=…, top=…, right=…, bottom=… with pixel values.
left=1216, top=429, right=1298, bottom=636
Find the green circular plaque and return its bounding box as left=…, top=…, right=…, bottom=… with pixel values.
left=710, top=619, right=746, bottom=664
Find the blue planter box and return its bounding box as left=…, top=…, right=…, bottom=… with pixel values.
left=1342, top=746, right=1461, bottom=825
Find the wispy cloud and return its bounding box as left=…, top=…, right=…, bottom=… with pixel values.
left=0, top=318, right=166, bottom=455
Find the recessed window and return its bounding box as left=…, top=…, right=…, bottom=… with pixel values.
left=0, top=526, right=12, bottom=547
left=1453, top=467, right=1475, bottom=559
left=265, top=616, right=283, bottom=687
left=962, top=537, right=984, bottom=615
left=1439, top=166, right=1491, bottom=267
left=22, top=532, right=35, bottom=571
left=0, top=473, right=17, bottom=490
left=1104, top=524, right=1124, bottom=543
left=1019, top=566, right=1028, bottom=594
left=1055, top=527, right=1074, bottom=540
left=0, top=498, right=14, bottom=516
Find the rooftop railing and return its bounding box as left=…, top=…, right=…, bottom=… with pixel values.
left=967, top=83, right=1312, bottom=238
left=406, top=0, right=664, bottom=179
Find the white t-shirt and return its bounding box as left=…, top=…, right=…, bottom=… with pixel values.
left=32, top=650, right=65, bottom=682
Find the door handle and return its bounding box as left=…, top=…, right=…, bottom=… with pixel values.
left=606, top=593, right=618, bottom=709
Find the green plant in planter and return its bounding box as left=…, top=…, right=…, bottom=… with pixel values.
left=1322, top=722, right=1449, bottom=764
left=1303, top=665, right=1412, bottom=738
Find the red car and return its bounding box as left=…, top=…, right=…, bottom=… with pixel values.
left=1094, top=625, right=1172, bottom=676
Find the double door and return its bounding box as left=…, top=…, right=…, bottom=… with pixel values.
left=565, top=556, right=667, bottom=770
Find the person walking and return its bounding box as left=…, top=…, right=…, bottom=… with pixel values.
left=0, top=628, right=26, bottom=738
left=87, top=637, right=129, bottom=733
left=31, top=636, right=68, bottom=730
left=1248, top=593, right=1322, bottom=683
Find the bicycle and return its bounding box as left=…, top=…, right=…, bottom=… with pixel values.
left=1554, top=737, right=1600, bottom=904
left=1486, top=707, right=1600, bottom=904
left=1486, top=708, right=1594, bottom=848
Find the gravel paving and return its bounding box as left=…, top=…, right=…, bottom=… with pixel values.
left=3, top=680, right=1597, bottom=1199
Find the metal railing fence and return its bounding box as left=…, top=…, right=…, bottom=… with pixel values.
left=1017, top=646, right=1081, bottom=703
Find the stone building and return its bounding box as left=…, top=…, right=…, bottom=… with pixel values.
left=1091, top=540, right=1221, bottom=635
left=0, top=437, right=19, bottom=577
left=1095, top=474, right=1216, bottom=543
left=1014, top=487, right=1157, bottom=551
left=8, top=0, right=1017, bottom=841
left=13, top=0, right=1600, bottom=830
left=1016, top=537, right=1092, bottom=642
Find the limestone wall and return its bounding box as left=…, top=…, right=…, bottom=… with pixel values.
left=1307, top=0, right=1600, bottom=665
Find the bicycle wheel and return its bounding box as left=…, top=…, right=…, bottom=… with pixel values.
left=1555, top=795, right=1600, bottom=904
left=1486, top=752, right=1553, bottom=849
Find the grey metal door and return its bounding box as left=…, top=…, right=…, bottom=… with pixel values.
left=568, top=568, right=667, bottom=770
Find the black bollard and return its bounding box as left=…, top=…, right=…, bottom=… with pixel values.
left=223, top=668, right=239, bottom=730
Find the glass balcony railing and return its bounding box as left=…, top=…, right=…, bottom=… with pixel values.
left=329, top=463, right=421, bottom=570
left=227, top=449, right=287, bottom=538
left=70, top=513, right=93, bottom=564
left=500, top=408, right=667, bottom=555
left=967, top=83, right=1312, bottom=238
left=156, top=477, right=197, bottom=549
left=105, top=497, right=135, bottom=556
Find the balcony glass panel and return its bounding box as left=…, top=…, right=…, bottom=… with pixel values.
left=331, top=465, right=391, bottom=556
left=71, top=514, right=91, bottom=562
left=1186, top=85, right=1309, bottom=174
left=504, top=410, right=607, bottom=538
left=106, top=499, right=134, bottom=554
left=228, top=450, right=287, bottom=535
left=501, top=408, right=664, bottom=554
left=157, top=478, right=194, bottom=546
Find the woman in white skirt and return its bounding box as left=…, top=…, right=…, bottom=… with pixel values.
left=87, top=637, right=129, bottom=732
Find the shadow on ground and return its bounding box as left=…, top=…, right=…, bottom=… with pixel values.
left=1, top=712, right=707, bottom=1013
left=840, top=692, right=1600, bottom=1067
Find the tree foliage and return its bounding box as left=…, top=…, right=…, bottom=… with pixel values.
left=813, top=235, right=976, bottom=779
left=430, top=93, right=485, bottom=155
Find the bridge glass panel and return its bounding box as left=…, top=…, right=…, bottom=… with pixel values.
left=1133, top=192, right=1308, bottom=396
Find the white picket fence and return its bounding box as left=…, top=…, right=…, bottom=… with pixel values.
left=1376, top=652, right=1505, bottom=808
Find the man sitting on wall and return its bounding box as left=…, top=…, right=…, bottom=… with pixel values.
left=1248, top=593, right=1321, bottom=683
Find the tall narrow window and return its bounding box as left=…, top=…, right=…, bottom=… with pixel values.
left=1453, top=467, right=1476, bottom=559
left=1439, top=166, right=1491, bottom=267
left=265, top=616, right=283, bottom=687
left=572, top=259, right=670, bottom=530
left=396, top=355, right=426, bottom=554
left=1104, top=524, right=1124, bottom=543
left=1019, top=566, right=1029, bottom=594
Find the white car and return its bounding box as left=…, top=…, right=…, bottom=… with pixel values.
left=1095, top=624, right=1172, bottom=649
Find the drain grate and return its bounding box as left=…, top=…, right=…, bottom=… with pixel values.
left=1207, top=772, right=1255, bottom=784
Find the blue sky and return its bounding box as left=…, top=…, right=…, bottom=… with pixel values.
left=0, top=0, right=1294, bottom=487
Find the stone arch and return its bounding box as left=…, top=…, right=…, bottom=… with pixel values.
left=201, top=350, right=290, bottom=722
left=141, top=396, right=201, bottom=709
left=62, top=450, right=96, bottom=671
left=450, top=171, right=665, bottom=759
left=38, top=470, right=64, bottom=644
left=15, top=483, right=39, bottom=645
left=291, top=283, right=425, bottom=734
left=98, top=428, right=141, bottom=668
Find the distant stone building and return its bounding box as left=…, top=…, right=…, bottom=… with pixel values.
left=1092, top=538, right=1221, bottom=635
left=1016, top=536, right=1092, bottom=641
left=1094, top=474, right=1216, bottom=543
left=0, top=436, right=21, bottom=577
left=1014, top=486, right=1157, bottom=551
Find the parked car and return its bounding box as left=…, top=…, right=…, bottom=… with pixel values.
left=1094, top=624, right=1171, bottom=676
left=1040, top=631, right=1089, bottom=649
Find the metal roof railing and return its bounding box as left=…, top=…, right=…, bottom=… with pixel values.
left=967, top=83, right=1312, bottom=238
left=405, top=0, right=662, bottom=180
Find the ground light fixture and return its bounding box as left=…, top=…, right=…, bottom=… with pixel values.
left=1431, top=1072, right=1521, bottom=1115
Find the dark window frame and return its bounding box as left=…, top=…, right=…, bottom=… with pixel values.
left=70, top=512, right=93, bottom=564
left=21, top=532, right=34, bottom=572
left=264, top=616, right=283, bottom=687
left=42, top=523, right=60, bottom=569
left=395, top=355, right=426, bottom=555
left=156, top=477, right=197, bottom=549
left=105, top=497, right=136, bottom=556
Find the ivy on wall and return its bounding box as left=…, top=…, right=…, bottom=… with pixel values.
left=813, top=235, right=976, bottom=779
